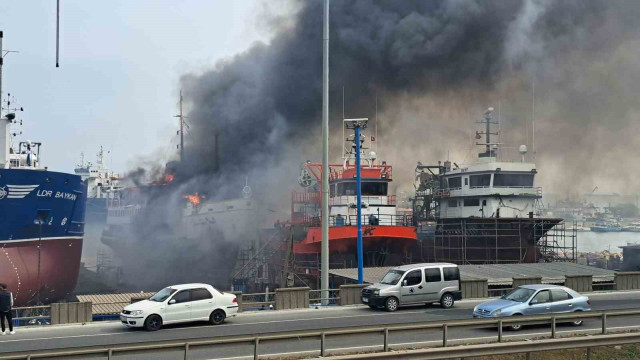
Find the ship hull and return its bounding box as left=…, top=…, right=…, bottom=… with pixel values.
left=0, top=169, right=86, bottom=306
left=0, top=237, right=83, bottom=305
left=294, top=225, right=418, bottom=267
left=421, top=217, right=565, bottom=264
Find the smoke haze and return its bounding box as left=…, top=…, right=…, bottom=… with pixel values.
left=179, top=0, right=640, bottom=200
left=116, top=0, right=640, bottom=290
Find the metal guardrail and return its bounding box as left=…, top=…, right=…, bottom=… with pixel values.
left=2, top=308, right=640, bottom=360
left=240, top=292, right=276, bottom=310
left=309, top=289, right=340, bottom=304
left=11, top=306, right=51, bottom=326
left=329, top=332, right=640, bottom=360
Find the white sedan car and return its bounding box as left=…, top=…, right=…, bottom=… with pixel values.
left=120, top=283, right=238, bottom=331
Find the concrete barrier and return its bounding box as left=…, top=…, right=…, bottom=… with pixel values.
left=339, top=284, right=369, bottom=305
left=512, top=276, right=542, bottom=288
left=275, top=287, right=310, bottom=310
left=615, top=272, right=640, bottom=290
left=460, top=279, right=488, bottom=299
left=50, top=302, right=92, bottom=325
left=564, top=275, right=593, bottom=293
left=231, top=291, right=243, bottom=312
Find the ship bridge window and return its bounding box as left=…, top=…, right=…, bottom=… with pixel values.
left=464, top=198, right=480, bottom=207
left=447, top=200, right=458, bottom=207
left=470, top=174, right=491, bottom=188
left=493, top=174, right=534, bottom=187
left=336, top=181, right=388, bottom=196
left=447, top=177, right=461, bottom=189
left=361, top=182, right=387, bottom=196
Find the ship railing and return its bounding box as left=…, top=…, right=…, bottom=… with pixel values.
left=329, top=195, right=396, bottom=206
left=330, top=214, right=414, bottom=227
left=291, top=191, right=321, bottom=203
left=447, top=187, right=541, bottom=196
left=295, top=214, right=415, bottom=227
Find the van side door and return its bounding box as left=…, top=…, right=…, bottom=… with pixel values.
left=442, top=266, right=461, bottom=296
left=423, top=268, right=444, bottom=302
left=400, top=269, right=424, bottom=304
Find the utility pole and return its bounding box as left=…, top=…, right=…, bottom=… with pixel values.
left=320, top=0, right=330, bottom=304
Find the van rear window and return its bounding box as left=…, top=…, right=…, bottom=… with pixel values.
left=443, top=267, right=460, bottom=281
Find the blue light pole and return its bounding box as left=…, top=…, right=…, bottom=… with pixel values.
left=354, top=125, right=364, bottom=284
left=345, top=118, right=368, bottom=284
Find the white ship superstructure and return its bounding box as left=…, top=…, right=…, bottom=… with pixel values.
left=438, top=108, right=541, bottom=219
left=74, top=147, right=122, bottom=200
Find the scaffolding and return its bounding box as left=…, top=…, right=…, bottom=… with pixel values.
left=536, top=219, right=578, bottom=263
left=422, top=217, right=577, bottom=265
left=231, top=228, right=287, bottom=293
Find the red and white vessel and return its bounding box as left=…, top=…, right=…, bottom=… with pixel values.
left=291, top=121, right=417, bottom=266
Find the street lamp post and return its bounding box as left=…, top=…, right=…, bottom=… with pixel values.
left=345, top=118, right=368, bottom=284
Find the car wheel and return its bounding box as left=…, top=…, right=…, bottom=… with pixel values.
left=210, top=310, right=226, bottom=325
left=440, top=293, right=454, bottom=309
left=384, top=297, right=399, bottom=312
left=509, top=314, right=523, bottom=331
left=571, top=311, right=583, bottom=326
left=144, top=315, right=162, bottom=331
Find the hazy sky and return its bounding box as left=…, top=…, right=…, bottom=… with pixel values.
left=0, top=0, right=268, bottom=174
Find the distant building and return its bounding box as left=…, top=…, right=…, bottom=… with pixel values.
left=583, top=193, right=623, bottom=211
left=620, top=244, right=640, bottom=271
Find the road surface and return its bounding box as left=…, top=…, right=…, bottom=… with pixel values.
left=1, top=291, right=640, bottom=359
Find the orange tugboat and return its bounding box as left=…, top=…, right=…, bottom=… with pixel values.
left=291, top=121, right=417, bottom=267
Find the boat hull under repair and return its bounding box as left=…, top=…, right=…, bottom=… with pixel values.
left=294, top=225, right=417, bottom=266
left=0, top=237, right=83, bottom=306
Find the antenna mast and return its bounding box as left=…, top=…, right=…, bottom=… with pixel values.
left=174, top=90, right=185, bottom=162
left=532, top=79, right=535, bottom=160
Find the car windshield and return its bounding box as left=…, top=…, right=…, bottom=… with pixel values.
left=149, top=287, right=177, bottom=302
left=380, top=270, right=405, bottom=285
left=501, top=288, right=536, bottom=303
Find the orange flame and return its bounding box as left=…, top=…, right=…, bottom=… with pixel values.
left=164, top=173, right=175, bottom=183
left=183, top=192, right=201, bottom=206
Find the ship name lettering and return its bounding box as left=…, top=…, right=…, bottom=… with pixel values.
left=37, top=190, right=53, bottom=197
left=55, top=192, right=77, bottom=201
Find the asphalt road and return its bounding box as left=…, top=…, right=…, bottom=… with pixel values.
left=1, top=291, right=640, bottom=360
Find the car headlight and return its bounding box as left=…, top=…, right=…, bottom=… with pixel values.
left=492, top=309, right=502, bottom=317
left=130, top=310, right=144, bottom=316
left=373, top=289, right=380, bottom=296
left=473, top=305, right=479, bottom=313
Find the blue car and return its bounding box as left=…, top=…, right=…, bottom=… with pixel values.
left=473, top=284, right=591, bottom=330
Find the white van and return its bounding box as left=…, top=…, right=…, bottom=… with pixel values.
left=361, top=263, right=462, bottom=311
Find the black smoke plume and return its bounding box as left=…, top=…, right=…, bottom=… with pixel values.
left=114, top=0, right=640, bottom=290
